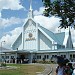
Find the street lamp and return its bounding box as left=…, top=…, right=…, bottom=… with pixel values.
left=0, top=41, right=5, bottom=62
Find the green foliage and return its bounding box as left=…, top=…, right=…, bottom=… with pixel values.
left=42, top=0, right=75, bottom=29
left=1, top=63, right=6, bottom=67
left=37, top=60, right=56, bottom=64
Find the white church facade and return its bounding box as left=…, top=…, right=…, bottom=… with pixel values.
left=1, top=2, right=75, bottom=63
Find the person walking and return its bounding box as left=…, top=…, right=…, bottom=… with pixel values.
left=56, top=56, right=64, bottom=75
left=56, top=56, right=74, bottom=75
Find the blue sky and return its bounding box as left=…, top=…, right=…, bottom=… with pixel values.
left=0, top=0, right=75, bottom=49
left=2, top=0, right=43, bottom=19
left=0, top=0, right=43, bottom=37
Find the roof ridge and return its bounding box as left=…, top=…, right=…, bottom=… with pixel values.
left=38, top=25, right=63, bottom=45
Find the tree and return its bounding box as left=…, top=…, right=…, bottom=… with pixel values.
left=42, top=0, right=75, bottom=29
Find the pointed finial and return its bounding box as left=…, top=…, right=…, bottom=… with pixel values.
left=30, top=0, right=32, bottom=10
left=28, top=0, right=33, bottom=18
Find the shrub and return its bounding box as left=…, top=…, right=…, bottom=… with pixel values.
left=1, top=63, right=6, bottom=67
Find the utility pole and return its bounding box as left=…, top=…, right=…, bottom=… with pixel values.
left=0, top=41, right=5, bottom=62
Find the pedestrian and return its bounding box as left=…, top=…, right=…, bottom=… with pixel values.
left=56, top=56, right=74, bottom=75
left=67, top=63, right=74, bottom=75
left=63, top=59, right=73, bottom=75
left=56, top=56, right=64, bottom=75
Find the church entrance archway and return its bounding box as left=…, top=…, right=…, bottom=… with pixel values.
left=19, top=53, right=29, bottom=63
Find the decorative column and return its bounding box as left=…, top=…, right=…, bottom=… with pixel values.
left=22, top=26, right=24, bottom=50
left=30, top=53, right=33, bottom=63
left=15, top=52, right=17, bottom=64
left=4, top=53, right=6, bottom=63
left=36, top=23, right=38, bottom=51
left=9, top=54, right=11, bottom=63
left=0, top=41, right=5, bottom=62
left=15, top=48, right=18, bottom=64
left=52, top=41, right=55, bottom=50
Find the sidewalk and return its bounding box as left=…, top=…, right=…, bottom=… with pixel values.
left=36, top=64, right=51, bottom=75
left=36, top=64, right=57, bottom=75
left=50, top=64, right=57, bottom=75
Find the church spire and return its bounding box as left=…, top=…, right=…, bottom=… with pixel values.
left=66, top=27, right=73, bottom=49
left=30, top=0, right=32, bottom=11
left=28, top=0, right=34, bottom=18
left=69, top=26, right=71, bottom=36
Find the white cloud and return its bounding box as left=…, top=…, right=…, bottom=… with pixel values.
left=0, top=27, right=22, bottom=49
left=10, top=27, right=22, bottom=36
left=34, top=15, right=61, bottom=32
left=0, top=0, right=24, bottom=18
left=0, top=0, right=24, bottom=10
left=0, top=17, right=24, bottom=28
left=33, top=7, right=44, bottom=16
left=33, top=6, right=61, bottom=32
left=0, top=12, right=1, bottom=18
left=0, top=0, right=25, bottom=28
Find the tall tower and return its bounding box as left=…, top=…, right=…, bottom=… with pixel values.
left=66, top=27, right=73, bottom=49
left=28, top=0, right=34, bottom=18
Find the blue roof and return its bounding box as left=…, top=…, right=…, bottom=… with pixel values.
left=38, top=25, right=64, bottom=45
left=11, top=32, right=22, bottom=49
left=55, top=32, right=65, bottom=45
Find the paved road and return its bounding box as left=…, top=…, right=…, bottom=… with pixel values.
left=36, top=64, right=51, bottom=75
left=36, top=64, right=58, bottom=75
left=50, top=64, right=57, bottom=75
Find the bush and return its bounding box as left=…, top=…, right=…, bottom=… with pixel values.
left=1, top=63, right=6, bottom=67
left=36, top=60, right=57, bottom=64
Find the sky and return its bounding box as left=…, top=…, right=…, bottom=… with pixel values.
left=0, top=0, right=75, bottom=49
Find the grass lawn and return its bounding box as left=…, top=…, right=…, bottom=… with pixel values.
left=0, top=64, right=44, bottom=75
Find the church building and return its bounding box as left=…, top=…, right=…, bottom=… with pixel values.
left=1, top=2, right=75, bottom=63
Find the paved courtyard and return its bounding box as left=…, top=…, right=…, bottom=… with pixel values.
left=36, top=63, right=58, bottom=75
left=50, top=64, right=58, bottom=75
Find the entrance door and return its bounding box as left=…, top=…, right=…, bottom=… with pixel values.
left=20, top=55, right=25, bottom=60
left=20, top=54, right=29, bottom=63
left=20, top=54, right=25, bottom=63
